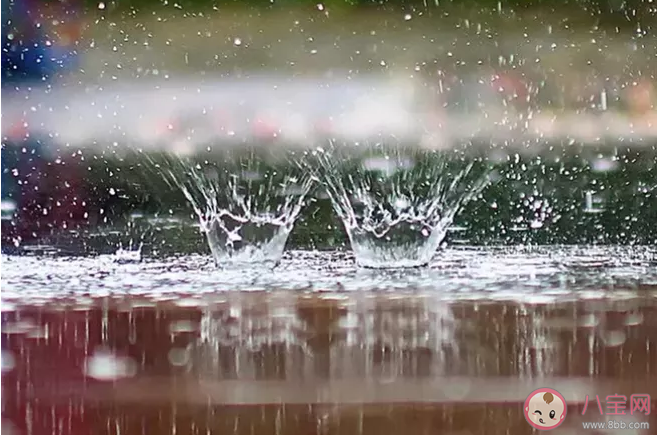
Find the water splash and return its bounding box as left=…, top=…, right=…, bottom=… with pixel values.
left=146, top=150, right=314, bottom=268
left=308, top=143, right=491, bottom=268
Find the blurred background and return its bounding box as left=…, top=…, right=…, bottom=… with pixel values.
left=2, top=0, right=657, bottom=253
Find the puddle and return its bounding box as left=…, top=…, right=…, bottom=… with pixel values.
left=2, top=246, right=656, bottom=434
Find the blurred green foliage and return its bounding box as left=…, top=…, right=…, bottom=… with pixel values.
left=86, top=0, right=651, bottom=16
left=84, top=0, right=654, bottom=34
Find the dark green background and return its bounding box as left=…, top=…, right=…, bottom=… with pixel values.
left=86, top=0, right=655, bottom=33
left=70, top=144, right=657, bottom=257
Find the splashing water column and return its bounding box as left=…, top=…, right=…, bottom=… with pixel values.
left=310, top=143, right=491, bottom=269
left=149, top=150, right=314, bottom=268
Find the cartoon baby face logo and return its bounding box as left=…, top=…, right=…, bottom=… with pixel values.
left=524, top=388, right=567, bottom=431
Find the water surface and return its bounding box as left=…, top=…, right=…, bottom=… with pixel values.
left=2, top=247, right=656, bottom=434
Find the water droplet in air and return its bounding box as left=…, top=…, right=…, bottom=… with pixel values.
left=530, top=219, right=544, bottom=229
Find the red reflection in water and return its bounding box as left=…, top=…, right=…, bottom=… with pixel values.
left=2, top=293, right=656, bottom=435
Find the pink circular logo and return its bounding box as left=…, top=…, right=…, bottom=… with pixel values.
left=523, top=388, right=568, bottom=431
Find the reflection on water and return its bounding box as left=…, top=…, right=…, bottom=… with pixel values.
left=2, top=284, right=656, bottom=434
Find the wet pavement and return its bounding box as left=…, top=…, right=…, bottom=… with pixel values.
left=2, top=247, right=656, bottom=434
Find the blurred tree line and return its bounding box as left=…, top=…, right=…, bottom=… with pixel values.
left=86, top=0, right=655, bottom=33
left=84, top=0, right=650, bottom=9
left=87, top=0, right=654, bottom=17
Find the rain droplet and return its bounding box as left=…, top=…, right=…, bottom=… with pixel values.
left=233, top=37, right=242, bottom=46
left=530, top=220, right=544, bottom=229
left=591, top=157, right=618, bottom=173
left=98, top=2, right=105, bottom=9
